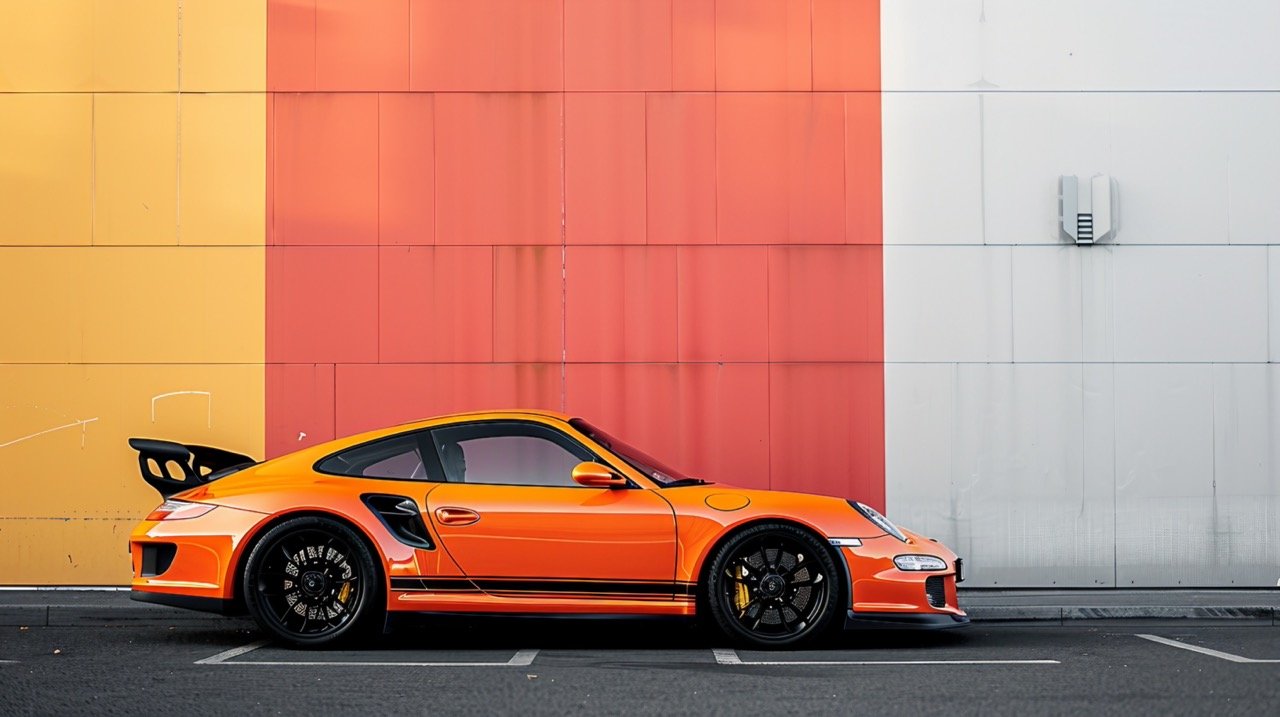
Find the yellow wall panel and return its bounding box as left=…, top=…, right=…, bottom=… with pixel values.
left=0, top=249, right=87, bottom=362
left=181, top=0, right=266, bottom=91
left=80, top=247, right=265, bottom=362
left=0, top=362, right=264, bottom=584
left=0, top=0, right=93, bottom=91
left=0, top=94, right=93, bottom=245
left=0, top=247, right=263, bottom=364
left=1, top=519, right=138, bottom=585
left=1, top=0, right=266, bottom=585
left=92, top=0, right=178, bottom=91
left=180, top=94, right=266, bottom=245
left=92, top=93, right=179, bottom=246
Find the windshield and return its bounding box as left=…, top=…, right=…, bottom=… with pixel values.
left=569, top=418, right=704, bottom=487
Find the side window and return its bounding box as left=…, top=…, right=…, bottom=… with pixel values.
left=316, top=433, right=428, bottom=480
left=431, top=423, right=593, bottom=487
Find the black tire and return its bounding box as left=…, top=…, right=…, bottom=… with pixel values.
left=242, top=516, right=383, bottom=648
left=704, top=522, right=843, bottom=648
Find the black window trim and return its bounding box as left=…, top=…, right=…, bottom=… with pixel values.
left=313, top=428, right=443, bottom=482
left=426, top=419, right=638, bottom=489
left=312, top=418, right=636, bottom=488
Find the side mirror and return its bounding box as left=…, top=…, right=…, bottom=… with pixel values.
left=572, top=461, right=627, bottom=489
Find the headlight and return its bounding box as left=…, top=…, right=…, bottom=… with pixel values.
left=848, top=500, right=908, bottom=542
left=145, top=500, right=216, bottom=521
left=893, top=555, right=947, bottom=571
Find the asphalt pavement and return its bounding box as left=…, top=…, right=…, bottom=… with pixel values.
left=2, top=619, right=1278, bottom=715
left=4, top=588, right=1280, bottom=626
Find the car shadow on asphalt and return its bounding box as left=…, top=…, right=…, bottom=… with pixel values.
left=219, top=615, right=976, bottom=653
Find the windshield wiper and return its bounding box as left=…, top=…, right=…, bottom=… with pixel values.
left=660, top=477, right=710, bottom=488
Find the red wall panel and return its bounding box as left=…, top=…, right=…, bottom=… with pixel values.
left=675, top=246, right=769, bottom=362
left=492, top=246, right=562, bottom=362
left=268, top=0, right=316, bottom=91
left=647, top=93, right=716, bottom=245
left=266, top=363, right=336, bottom=457
left=378, top=93, right=434, bottom=245
left=565, top=0, right=671, bottom=91
left=565, top=363, right=771, bottom=490
left=672, top=0, right=716, bottom=91
left=272, top=93, right=379, bottom=246
left=267, top=1, right=885, bottom=509
left=434, top=93, right=562, bottom=246
left=717, top=93, right=846, bottom=245
left=266, top=245, right=378, bottom=363
left=565, top=93, right=647, bottom=245
left=564, top=246, right=677, bottom=362
left=315, top=0, right=410, bottom=91
left=715, top=0, right=812, bottom=91
left=409, top=0, right=563, bottom=91
left=336, top=363, right=562, bottom=436
left=378, top=246, right=494, bottom=363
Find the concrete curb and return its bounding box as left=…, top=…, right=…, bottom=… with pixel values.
left=1, top=604, right=253, bottom=628
left=966, top=605, right=1278, bottom=624
left=2, top=602, right=1276, bottom=627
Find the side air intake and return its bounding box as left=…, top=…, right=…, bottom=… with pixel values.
left=362, top=494, right=434, bottom=550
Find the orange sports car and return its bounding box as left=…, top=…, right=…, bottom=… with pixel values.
left=128, top=410, right=967, bottom=648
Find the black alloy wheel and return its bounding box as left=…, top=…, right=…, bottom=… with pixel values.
left=705, top=523, right=842, bottom=648
left=243, top=516, right=381, bottom=647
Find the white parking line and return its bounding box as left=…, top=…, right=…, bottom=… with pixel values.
left=712, top=648, right=1059, bottom=666
left=1136, top=634, right=1280, bottom=664
left=195, top=640, right=539, bottom=667
left=195, top=640, right=270, bottom=665
left=0, top=659, right=18, bottom=664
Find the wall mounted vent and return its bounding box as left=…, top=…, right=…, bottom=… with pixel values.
left=1059, top=174, right=1115, bottom=244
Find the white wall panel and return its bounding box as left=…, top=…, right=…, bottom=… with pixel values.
left=1111, top=246, right=1268, bottom=362
left=1114, top=364, right=1280, bottom=585
left=886, top=363, right=1115, bottom=587
left=1271, top=247, right=1280, bottom=363
left=883, top=2, right=1280, bottom=588
left=1108, top=94, right=1230, bottom=245
left=882, top=93, right=982, bottom=245
left=1011, top=246, right=1082, bottom=362
left=1080, top=246, right=1115, bottom=362
left=1226, top=93, right=1280, bottom=244
left=884, top=0, right=1280, bottom=92
left=982, top=94, right=1111, bottom=246
left=885, top=246, right=1012, bottom=362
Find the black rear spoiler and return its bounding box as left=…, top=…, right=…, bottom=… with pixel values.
left=128, top=438, right=257, bottom=499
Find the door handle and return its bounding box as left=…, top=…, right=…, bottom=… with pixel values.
left=434, top=507, right=480, bottom=526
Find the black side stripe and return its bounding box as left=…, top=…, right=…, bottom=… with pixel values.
left=392, top=577, right=698, bottom=598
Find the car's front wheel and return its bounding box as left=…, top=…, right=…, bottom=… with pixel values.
left=243, top=516, right=382, bottom=647
left=704, top=523, right=843, bottom=648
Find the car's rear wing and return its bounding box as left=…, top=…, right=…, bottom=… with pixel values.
left=128, top=438, right=257, bottom=499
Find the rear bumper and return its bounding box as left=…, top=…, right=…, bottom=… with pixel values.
left=844, top=610, right=970, bottom=630
left=130, top=589, right=241, bottom=615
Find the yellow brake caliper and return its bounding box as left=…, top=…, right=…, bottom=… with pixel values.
left=337, top=581, right=352, bottom=605
left=734, top=566, right=751, bottom=615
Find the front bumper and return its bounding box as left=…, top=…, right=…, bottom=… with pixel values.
left=835, top=532, right=968, bottom=626
left=844, top=610, right=970, bottom=630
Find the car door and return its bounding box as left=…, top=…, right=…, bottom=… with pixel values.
left=424, top=421, right=678, bottom=599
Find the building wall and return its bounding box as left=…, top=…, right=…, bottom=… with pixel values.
left=882, top=0, right=1280, bottom=586
left=5, top=0, right=1277, bottom=588
left=0, top=1, right=266, bottom=584
left=262, top=0, right=887, bottom=510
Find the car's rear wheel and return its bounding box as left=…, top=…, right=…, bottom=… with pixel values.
left=243, top=516, right=381, bottom=648
left=704, top=523, right=842, bottom=648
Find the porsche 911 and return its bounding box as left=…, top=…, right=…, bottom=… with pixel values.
left=128, top=410, right=967, bottom=647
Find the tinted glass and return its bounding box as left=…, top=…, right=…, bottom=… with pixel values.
left=431, top=423, right=592, bottom=487
left=316, top=433, right=427, bottom=480
left=569, top=418, right=695, bottom=486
